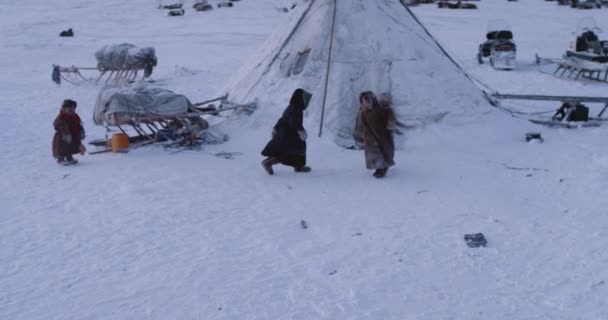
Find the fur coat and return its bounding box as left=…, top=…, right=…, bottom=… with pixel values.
left=355, top=106, right=396, bottom=170
left=52, top=112, right=82, bottom=158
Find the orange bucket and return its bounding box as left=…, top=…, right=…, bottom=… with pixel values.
left=111, top=133, right=129, bottom=152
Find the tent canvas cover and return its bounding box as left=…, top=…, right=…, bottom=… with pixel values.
left=221, top=0, right=493, bottom=146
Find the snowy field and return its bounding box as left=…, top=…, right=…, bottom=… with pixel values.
left=1, top=0, right=608, bottom=319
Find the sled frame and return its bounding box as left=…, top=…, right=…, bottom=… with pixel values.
left=535, top=54, right=608, bottom=83
left=52, top=64, right=147, bottom=85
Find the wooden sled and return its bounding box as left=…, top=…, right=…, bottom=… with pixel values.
left=89, top=94, right=257, bottom=153
left=52, top=64, right=151, bottom=85
left=535, top=53, right=608, bottom=83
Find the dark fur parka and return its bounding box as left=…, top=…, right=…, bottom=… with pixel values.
left=261, top=89, right=312, bottom=167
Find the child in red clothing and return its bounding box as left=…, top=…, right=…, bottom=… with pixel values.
left=52, top=99, right=86, bottom=165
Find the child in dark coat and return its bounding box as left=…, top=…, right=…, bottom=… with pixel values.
left=261, top=88, right=312, bottom=175
left=52, top=99, right=86, bottom=165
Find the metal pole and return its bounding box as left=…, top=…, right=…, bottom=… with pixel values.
left=318, top=0, right=337, bottom=137
left=492, top=93, right=608, bottom=104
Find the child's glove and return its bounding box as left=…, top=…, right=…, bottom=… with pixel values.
left=79, top=144, right=86, bottom=155
left=298, top=130, right=307, bottom=141
left=62, top=133, right=72, bottom=144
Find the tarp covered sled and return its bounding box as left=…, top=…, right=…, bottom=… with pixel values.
left=52, top=43, right=157, bottom=85
left=93, top=85, right=212, bottom=145
left=477, top=20, right=516, bottom=70
left=94, top=86, right=191, bottom=126
left=91, top=85, right=257, bottom=149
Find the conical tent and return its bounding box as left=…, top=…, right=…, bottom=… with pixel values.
left=221, top=0, right=492, bottom=146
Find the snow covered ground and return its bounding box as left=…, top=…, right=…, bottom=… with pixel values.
left=1, top=0, right=608, bottom=319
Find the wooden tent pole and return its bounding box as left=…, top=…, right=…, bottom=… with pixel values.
left=318, top=0, right=337, bottom=137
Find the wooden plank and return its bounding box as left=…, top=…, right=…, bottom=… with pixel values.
left=191, top=94, right=229, bottom=107
left=554, top=66, right=563, bottom=75
left=568, top=68, right=577, bottom=77
left=89, top=148, right=112, bottom=155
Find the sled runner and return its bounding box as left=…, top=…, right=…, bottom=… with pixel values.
left=528, top=118, right=606, bottom=129
left=492, top=93, right=608, bottom=128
